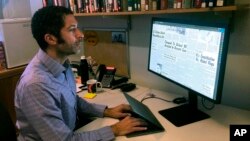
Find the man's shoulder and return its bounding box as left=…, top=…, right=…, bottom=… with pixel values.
left=21, top=63, right=51, bottom=85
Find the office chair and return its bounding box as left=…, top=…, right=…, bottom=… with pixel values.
left=0, top=102, right=17, bottom=141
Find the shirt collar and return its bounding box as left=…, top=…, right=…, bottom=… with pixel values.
left=37, top=49, right=70, bottom=77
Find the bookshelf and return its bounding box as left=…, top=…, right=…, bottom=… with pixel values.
left=74, top=6, right=237, bottom=17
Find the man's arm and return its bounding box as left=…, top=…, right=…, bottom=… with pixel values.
left=76, top=95, right=107, bottom=117
left=17, top=83, right=115, bottom=141
left=76, top=96, right=147, bottom=137
left=103, top=104, right=148, bottom=136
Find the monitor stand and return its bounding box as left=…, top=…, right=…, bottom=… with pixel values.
left=159, top=91, right=210, bottom=127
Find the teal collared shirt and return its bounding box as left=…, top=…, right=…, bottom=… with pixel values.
left=15, top=49, right=114, bottom=141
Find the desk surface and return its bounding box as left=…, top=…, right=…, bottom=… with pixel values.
left=77, top=86, right=250, bottom=141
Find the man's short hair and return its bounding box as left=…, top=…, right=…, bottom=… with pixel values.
left=31, top=6, right=73, bottom=51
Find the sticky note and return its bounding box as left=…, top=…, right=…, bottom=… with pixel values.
left=84, top=93, right=97, bottom=99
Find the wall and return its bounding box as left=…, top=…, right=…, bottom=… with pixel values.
left=222, top=0, right=250, bottom=110
left=0, top=2, right=3, bottom=18
left=29, top=0, right=43, bottom=16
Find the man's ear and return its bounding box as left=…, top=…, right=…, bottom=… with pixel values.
left=44, top=34, right=57, bottom=45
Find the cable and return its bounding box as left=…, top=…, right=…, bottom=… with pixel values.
left=201, top=97, right=215, bottom=110
left=141, top=92, right=215, bottom=110
left=140, top=93, right=172, bottom=103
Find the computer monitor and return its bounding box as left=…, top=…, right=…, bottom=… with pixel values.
left=148, top=17, right=230, bottom=127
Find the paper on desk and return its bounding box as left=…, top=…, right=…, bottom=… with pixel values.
left=83, top=93, right=97, bottom=99
left=76, top=83, right=83, bottom=93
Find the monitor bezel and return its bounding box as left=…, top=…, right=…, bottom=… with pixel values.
left=148, top=17, right=230, bottom=104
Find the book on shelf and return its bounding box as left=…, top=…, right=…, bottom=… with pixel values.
left=168, top=0, right=174, bottom=9
left=156, top=0, right=161, bottom=10
left=145, top=0, right=149, bottom=10
left=46, top=0, right=54, bottom=6
left=88, top=0, right=98, bottom=13
left=152, top=0, right=157, bottom=10
left=0, top=41, right=7, bottom=71
left=160, top=0, right=167, bottom=10
left=98, top=0, right=105, bottom=12
left=201, top=0, right=208, bottom=8
left=216, top=0, right=224, bottom=6
left=176, top=0, right=182, bottom=9
left=117, top=0, right=122, bottom=11
left=141, top=0, right=146, bottom=11
left=76, top=0, right=84, bottom=13
left=193, top=0, right=202, bottom=8
left=127, top=0, right=134, bottom=11
left=122, top=0, right=128, bottom=11
left=208, top=0, right=216, bottom=7
left=134, top=0, right=141, bottom=11
left=225, top=0, right=234, bottom=6
left=216, top=0, right=235, bottom=7
left=43, top=0, right=70, bottom=8
left=146, top=0, right=151, bottom=10
left=41, top=0, right=234, bottom=14
left=182, top=0, right=192, bottom=8
left=42, top=0, right=47, bottom=6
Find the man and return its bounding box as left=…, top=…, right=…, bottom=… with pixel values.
left=15, top=6, right=146, bottom=141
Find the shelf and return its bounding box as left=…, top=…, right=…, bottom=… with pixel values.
left=74, top=6, right=237, bottom=17
left=0, top=66, right=26, bottom=79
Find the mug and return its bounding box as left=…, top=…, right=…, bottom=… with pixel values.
left=87, top=79, right=102, bottom=93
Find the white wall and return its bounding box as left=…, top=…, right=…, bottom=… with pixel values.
left=222, top=3, right=250, bottom=110
left=0, top=2, right=3, bottom=18
left=29, top=0, right=43, bottom=16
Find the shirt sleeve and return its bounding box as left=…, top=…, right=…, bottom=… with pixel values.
left=76, top=95, right=107, bottom=117
left=18, top=83, right=115, bottom=141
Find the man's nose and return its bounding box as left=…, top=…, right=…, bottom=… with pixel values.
left=76, top=29, right=84, bottom=40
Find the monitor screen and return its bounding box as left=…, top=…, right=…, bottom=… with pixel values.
left=148, top=17, right=230, bottom=126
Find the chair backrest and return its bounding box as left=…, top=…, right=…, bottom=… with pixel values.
left=0, top=102, right=17, bottom=141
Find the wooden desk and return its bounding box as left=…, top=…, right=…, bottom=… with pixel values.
left=77, top=86, right=250, bottom=141
left=0, top=66, right=25, bottom=124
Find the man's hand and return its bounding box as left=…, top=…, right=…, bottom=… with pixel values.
left=111, top=116, right=148, bottom=136
left=104, top=104, right=132, bottom=119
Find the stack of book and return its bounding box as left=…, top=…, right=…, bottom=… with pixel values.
left=0, top=41, right=7, bottom=71
left=43, top=0, right=124, bottom=13
left=42, top=0, right=233, bottom=14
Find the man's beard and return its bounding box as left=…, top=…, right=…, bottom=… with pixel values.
left=57, top=36, right=82, bottom=55
left=57, top=36, right=65, bottom=44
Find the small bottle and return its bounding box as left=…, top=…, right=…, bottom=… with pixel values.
left=80, top=56, right=89, bottom=86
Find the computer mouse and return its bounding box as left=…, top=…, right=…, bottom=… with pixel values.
left=120, top=83, right=136, bottom=92
left=173, top=97, right=187, bottom=104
